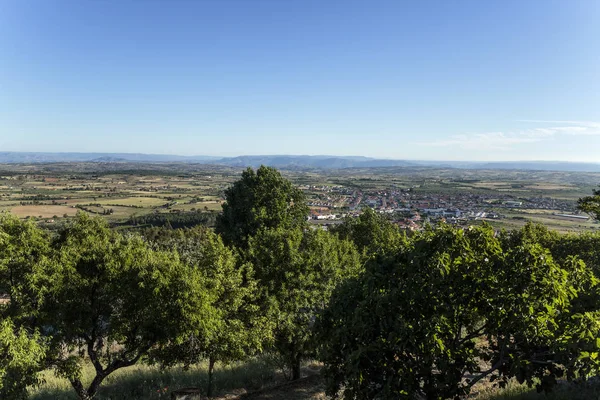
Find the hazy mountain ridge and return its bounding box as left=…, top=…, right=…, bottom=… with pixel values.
left=0, top=152, right=220, bottom=163
left=1, top=152, right=599, bottom=172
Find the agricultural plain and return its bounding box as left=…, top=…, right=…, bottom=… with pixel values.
left=0, top=162, right=598, bottom=233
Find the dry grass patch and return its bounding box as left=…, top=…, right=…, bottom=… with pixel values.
left=11, top=205, right=79, bottom=218
left=95, top=197, right=168, bottom=207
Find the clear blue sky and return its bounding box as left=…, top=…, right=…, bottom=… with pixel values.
left=1, top=0, right=599, bottom=161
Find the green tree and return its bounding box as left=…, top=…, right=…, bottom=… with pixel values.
left=331, top=207, right=404, bottom=258
left=0, top=214, right=48, bottom=399
left=0, top=318, right=45, bottom=399
left=0, top=213, right=51, bottom=323
left=578, top=185, right=600, bottom=221
left=502, top=223, right=600, bottom=277
left=317, top=224, right=600, bottom=399
left=246, top=227, right=361, bottom=380
left=216, top=166, right=309, bottom=248
left=41, top=214, right=217, bottom=400
left=147, top=227, right=269, bottom=397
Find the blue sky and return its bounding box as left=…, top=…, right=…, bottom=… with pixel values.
left=1, top=0, right=599, bottom=161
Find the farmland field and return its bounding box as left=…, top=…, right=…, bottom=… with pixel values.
left=0, top=162, right=598, bottom=232
left=11, top=205, right=79, bottom=218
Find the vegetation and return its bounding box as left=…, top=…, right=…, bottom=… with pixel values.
left=147, top=227, right=268, bottom=396
left=0, top=166, right=600, bottom=399
left=0, top=318, right=45, bottom=399
left=216, top=166, right=310, bottom=248
left=246, top=227, right=360, bottom=380
left=331, top=207, right=404, bottom=258
left=317, top=224, right=600, bottom=399
left=578, top=185, right=600, bottom=221
left=44, top=215, right=217, bottom=400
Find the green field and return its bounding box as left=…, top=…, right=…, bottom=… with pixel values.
left=0, top=162, right=598, bottom=233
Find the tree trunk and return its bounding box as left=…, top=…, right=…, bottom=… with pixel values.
left=85, top=374, right=105, bottom=400
left=291, top=353, right=302, bottom=381
left=70, top=379, right=93, bottom=400
left=207, top=356, right=216, bottom=397
left=71, top=373, right=106, bottom=400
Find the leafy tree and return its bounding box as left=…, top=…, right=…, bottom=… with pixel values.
left=578, top=186, right=600, bottom=221
left=216, top=166, right=309, bottom=248
left=317, top=224, right=600, bottom=399
left=147, top=227, right=269, bottom=397
left=246, top=227, right=360, bottom=380
left=0, top=214, right=49, bottom=398
left=0, top=213, right=52, bottom=323
left=502, top=223, right=600, bottom=277
left=331, top=207, right=404, bottom=258
left=41, top=214, right=217, bottom=400
left=0, top=318, right=45, bottom=399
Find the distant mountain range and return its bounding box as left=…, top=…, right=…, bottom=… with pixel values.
left=1, top=152, right=599, bottom=172
left=0, top=152, right=220, bottom=163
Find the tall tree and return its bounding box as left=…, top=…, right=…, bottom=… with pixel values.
left=216, top=166, right=309, bottom=248
left=147, top=227, right=270, bottom=397
left=42, top=214, right=217, bottom=400
left=246, top=227, right=361, bottom=380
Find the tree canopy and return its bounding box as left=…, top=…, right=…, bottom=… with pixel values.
left=331, top=207, right=405, bottom=258
left=0, top=318, right=45, bottom=399
left=246, top=227, right=361, bottom=380
left=146, top=226, right=269, bottom=397
left=0, top=214, right=49, bottom=399
left=42, top=214, right=217, bottom=400
left=578, top=185, right=600, bottom=221
left=317, top=224, right=600, bottom=399
left=215, top=166, right=309, bottom=248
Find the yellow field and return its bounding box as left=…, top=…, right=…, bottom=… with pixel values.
left=95, top=197, right=168, bottom=207
left=523, top=184, right=575, bottom=190
left=11, top=205, right=80, bottom=218
left=172, top=201, right=223, bottom=212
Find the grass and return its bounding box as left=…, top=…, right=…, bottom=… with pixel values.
left=30, top=357, right=280, bottom=400
left=476, top=379, right=600, bottom=400
left=32, top=357, right=600, bottom=400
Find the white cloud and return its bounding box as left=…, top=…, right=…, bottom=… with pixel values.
left=416, top=121, right=600, bottom=150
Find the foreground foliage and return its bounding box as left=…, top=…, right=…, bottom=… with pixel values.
left=0, top=215, right=49, bottom=399
left=44, top=215, right=217, bottom=400
left=317, top=224, right=600, bottom=399
left=246, top=227, right=361, bottom=380
left=1, top=167, right=600, bottom=400
left=0, top=318, right=45, bottom=399
left=146, top=227, right=269, bottom=396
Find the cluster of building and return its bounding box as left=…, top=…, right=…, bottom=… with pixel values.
left=305, top=185, right=585, bottom=230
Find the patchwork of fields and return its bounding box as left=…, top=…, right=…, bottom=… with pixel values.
left=1, top=162, right=599, bottom=232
